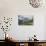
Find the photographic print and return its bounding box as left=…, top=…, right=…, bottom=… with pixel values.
left=18, top=15, right=33, bottom=25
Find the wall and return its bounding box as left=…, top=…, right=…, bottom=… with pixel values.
left=0, top=0, right=16, bottom=40
left=0, top=0, right=46, bottom=40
